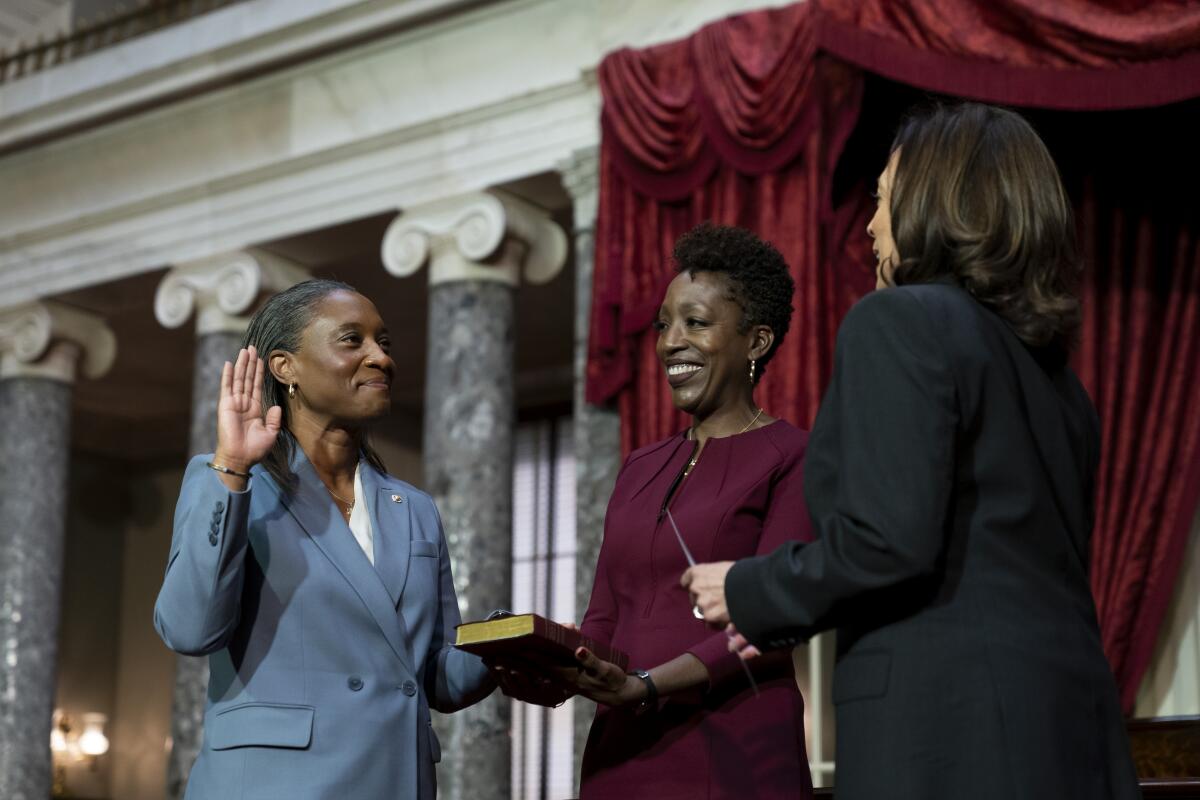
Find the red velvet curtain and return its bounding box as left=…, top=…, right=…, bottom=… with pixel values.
left=816, top=0, right=1200, bottom=108
left=587, top=0, right=1200, bottom=711
left=1065, top=108, right=1200, bottom=711
left=1083, top=202, right=1200, bottom=711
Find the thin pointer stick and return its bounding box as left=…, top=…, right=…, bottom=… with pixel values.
left=667, top=508, right=760, bottom=697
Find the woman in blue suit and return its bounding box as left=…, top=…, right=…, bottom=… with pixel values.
left=155, top=279, right=494, bottom=799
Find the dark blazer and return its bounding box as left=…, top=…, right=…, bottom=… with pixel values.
left=727, top=284, right=1140, bottom=800
left=154, top=449, right=493, bottom=800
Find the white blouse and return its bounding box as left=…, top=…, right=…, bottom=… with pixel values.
left=347, top=463, right=374, bottom=565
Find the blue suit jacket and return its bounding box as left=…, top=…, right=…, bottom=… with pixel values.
left=154, top=448, right=494, bottom=800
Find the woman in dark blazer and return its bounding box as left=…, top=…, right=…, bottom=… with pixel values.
left=154, top=280, right=494, bottom=799
left=685, top=104, right=1141, bottom=800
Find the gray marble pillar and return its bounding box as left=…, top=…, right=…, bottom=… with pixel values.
left=382, top=191, right=566, bottom=800
left=0, top=305, right=114, bottom=800
left=423, top=281, right=515, bottom=800
left=560, top=147, right=622, bottom=783
left=166, top=330, right=242, bottom=800
left=0, top=376, right=73, bottom=800
left=154, top=250, right=303, bottom=800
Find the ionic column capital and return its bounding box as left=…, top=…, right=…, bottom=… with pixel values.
left=0, top=301, right=116, bottom=383
left=381, top=191, right=567, bottom=287
left=155, top=249, right=308, bottom=335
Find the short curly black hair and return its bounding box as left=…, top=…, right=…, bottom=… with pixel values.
left=672, top=222, right=795, bottom=384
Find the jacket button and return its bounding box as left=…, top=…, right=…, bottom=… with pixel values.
left=208, top=534, right=218, bottom=546
left=401, top=680, right=417, bottom=697
left=215, top=501, right=225, bottom=513
left=348, top=676, right=364, bottom=691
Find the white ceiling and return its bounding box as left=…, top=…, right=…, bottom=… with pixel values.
left=0, top=0, right=72, bottom=52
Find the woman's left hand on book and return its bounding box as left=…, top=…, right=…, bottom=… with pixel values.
left=554, top=647, right=643, bottom=708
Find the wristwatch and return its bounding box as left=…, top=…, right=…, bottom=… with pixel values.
left=630, top=669, right=658, bottom=713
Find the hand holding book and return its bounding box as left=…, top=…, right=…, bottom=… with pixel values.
left=555, top=643, right=649, bottom=708
left=487, top=655, right=575, bottom=708
left=457, top=614, right=644, bottom=708
left=457, top=613, right=634, bottom=706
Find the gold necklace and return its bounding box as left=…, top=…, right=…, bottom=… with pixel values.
left=327, top=487, right=354, bottom=516
left=738, top=407, right=765, bottom=434
left=684, top=408, right=764, bottom=476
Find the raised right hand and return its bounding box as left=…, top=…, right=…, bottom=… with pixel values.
left=213, top=345, right=282, bottom=472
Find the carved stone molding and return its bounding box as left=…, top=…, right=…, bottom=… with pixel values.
left=381, top=191, right=567, bottom=287
left=0, top=301, right=116, bottom=383
left=558, top=145, right=599, bottom=230
left=154, top=249, right=308, bottom=335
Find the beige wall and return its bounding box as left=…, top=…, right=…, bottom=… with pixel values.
left=53, top=457, right=179, bottom=800
left=54, top=455, right=127, bottom=798
left=1136, top=506, right=1200, bottom=717
left=372, top=410, right=425, bottom=488
left=110, top=464, right=182, bottom=800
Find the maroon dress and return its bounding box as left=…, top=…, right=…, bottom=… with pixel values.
left=579, top=420, right=815, bottom=799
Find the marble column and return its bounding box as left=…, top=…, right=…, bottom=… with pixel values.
left=0, top=303, right=116, bottom=800
left=154, top=250, right=305, bottom=800
left=559, top=147, right=623, bottom=783
left=382, top=191, right=567, bottom=800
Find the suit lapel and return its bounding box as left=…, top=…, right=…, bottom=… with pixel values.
left=360, top=463, right=413, bottom=609
left=267, top=447, right=415, bottom=674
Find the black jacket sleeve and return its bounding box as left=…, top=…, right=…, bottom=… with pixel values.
left=726, top=288, right=959, bottom=649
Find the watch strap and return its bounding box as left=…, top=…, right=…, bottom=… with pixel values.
left=631, top=669, right=657, bottom=713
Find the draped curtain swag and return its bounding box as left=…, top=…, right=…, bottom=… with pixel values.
left=588, top=0, right=1200, bottom=712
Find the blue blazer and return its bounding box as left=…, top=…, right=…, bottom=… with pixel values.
left=154, top=448, right=494, bottom=800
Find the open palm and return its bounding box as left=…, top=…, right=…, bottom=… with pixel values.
left=215, top=346, right=281, bottom=469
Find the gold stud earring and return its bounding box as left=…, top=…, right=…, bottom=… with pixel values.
left=288, top=383, right=297, bottom=400
left=749, top=360, right=757, bottom=384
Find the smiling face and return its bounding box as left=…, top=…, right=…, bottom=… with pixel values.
left=270, top=290, right=395, bottom=427
left=867, top=149, right=902, bottom=289
left=654, top=271, right=763, bottom=418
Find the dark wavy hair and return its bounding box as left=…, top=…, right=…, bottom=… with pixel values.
left=888, top=103, right=1081, bottom=354
left=672, top=222, right=795, bottom=385
left=242, top=279, right=387, bottom=493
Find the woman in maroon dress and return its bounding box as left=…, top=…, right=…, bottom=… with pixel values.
left=564, top=223, right=815, bottom=799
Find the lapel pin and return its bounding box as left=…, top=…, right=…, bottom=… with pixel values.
left=391, top=494, right=403, bottom=503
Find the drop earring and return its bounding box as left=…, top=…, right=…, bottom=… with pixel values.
left=749, top=360, right=757, bottom=384
left=288, top=383, right=297, bottom=400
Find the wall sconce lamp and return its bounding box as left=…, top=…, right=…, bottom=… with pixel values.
left=50, top=709, right=109, bottom=797
left=77, top=713, right=110, bottom=758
